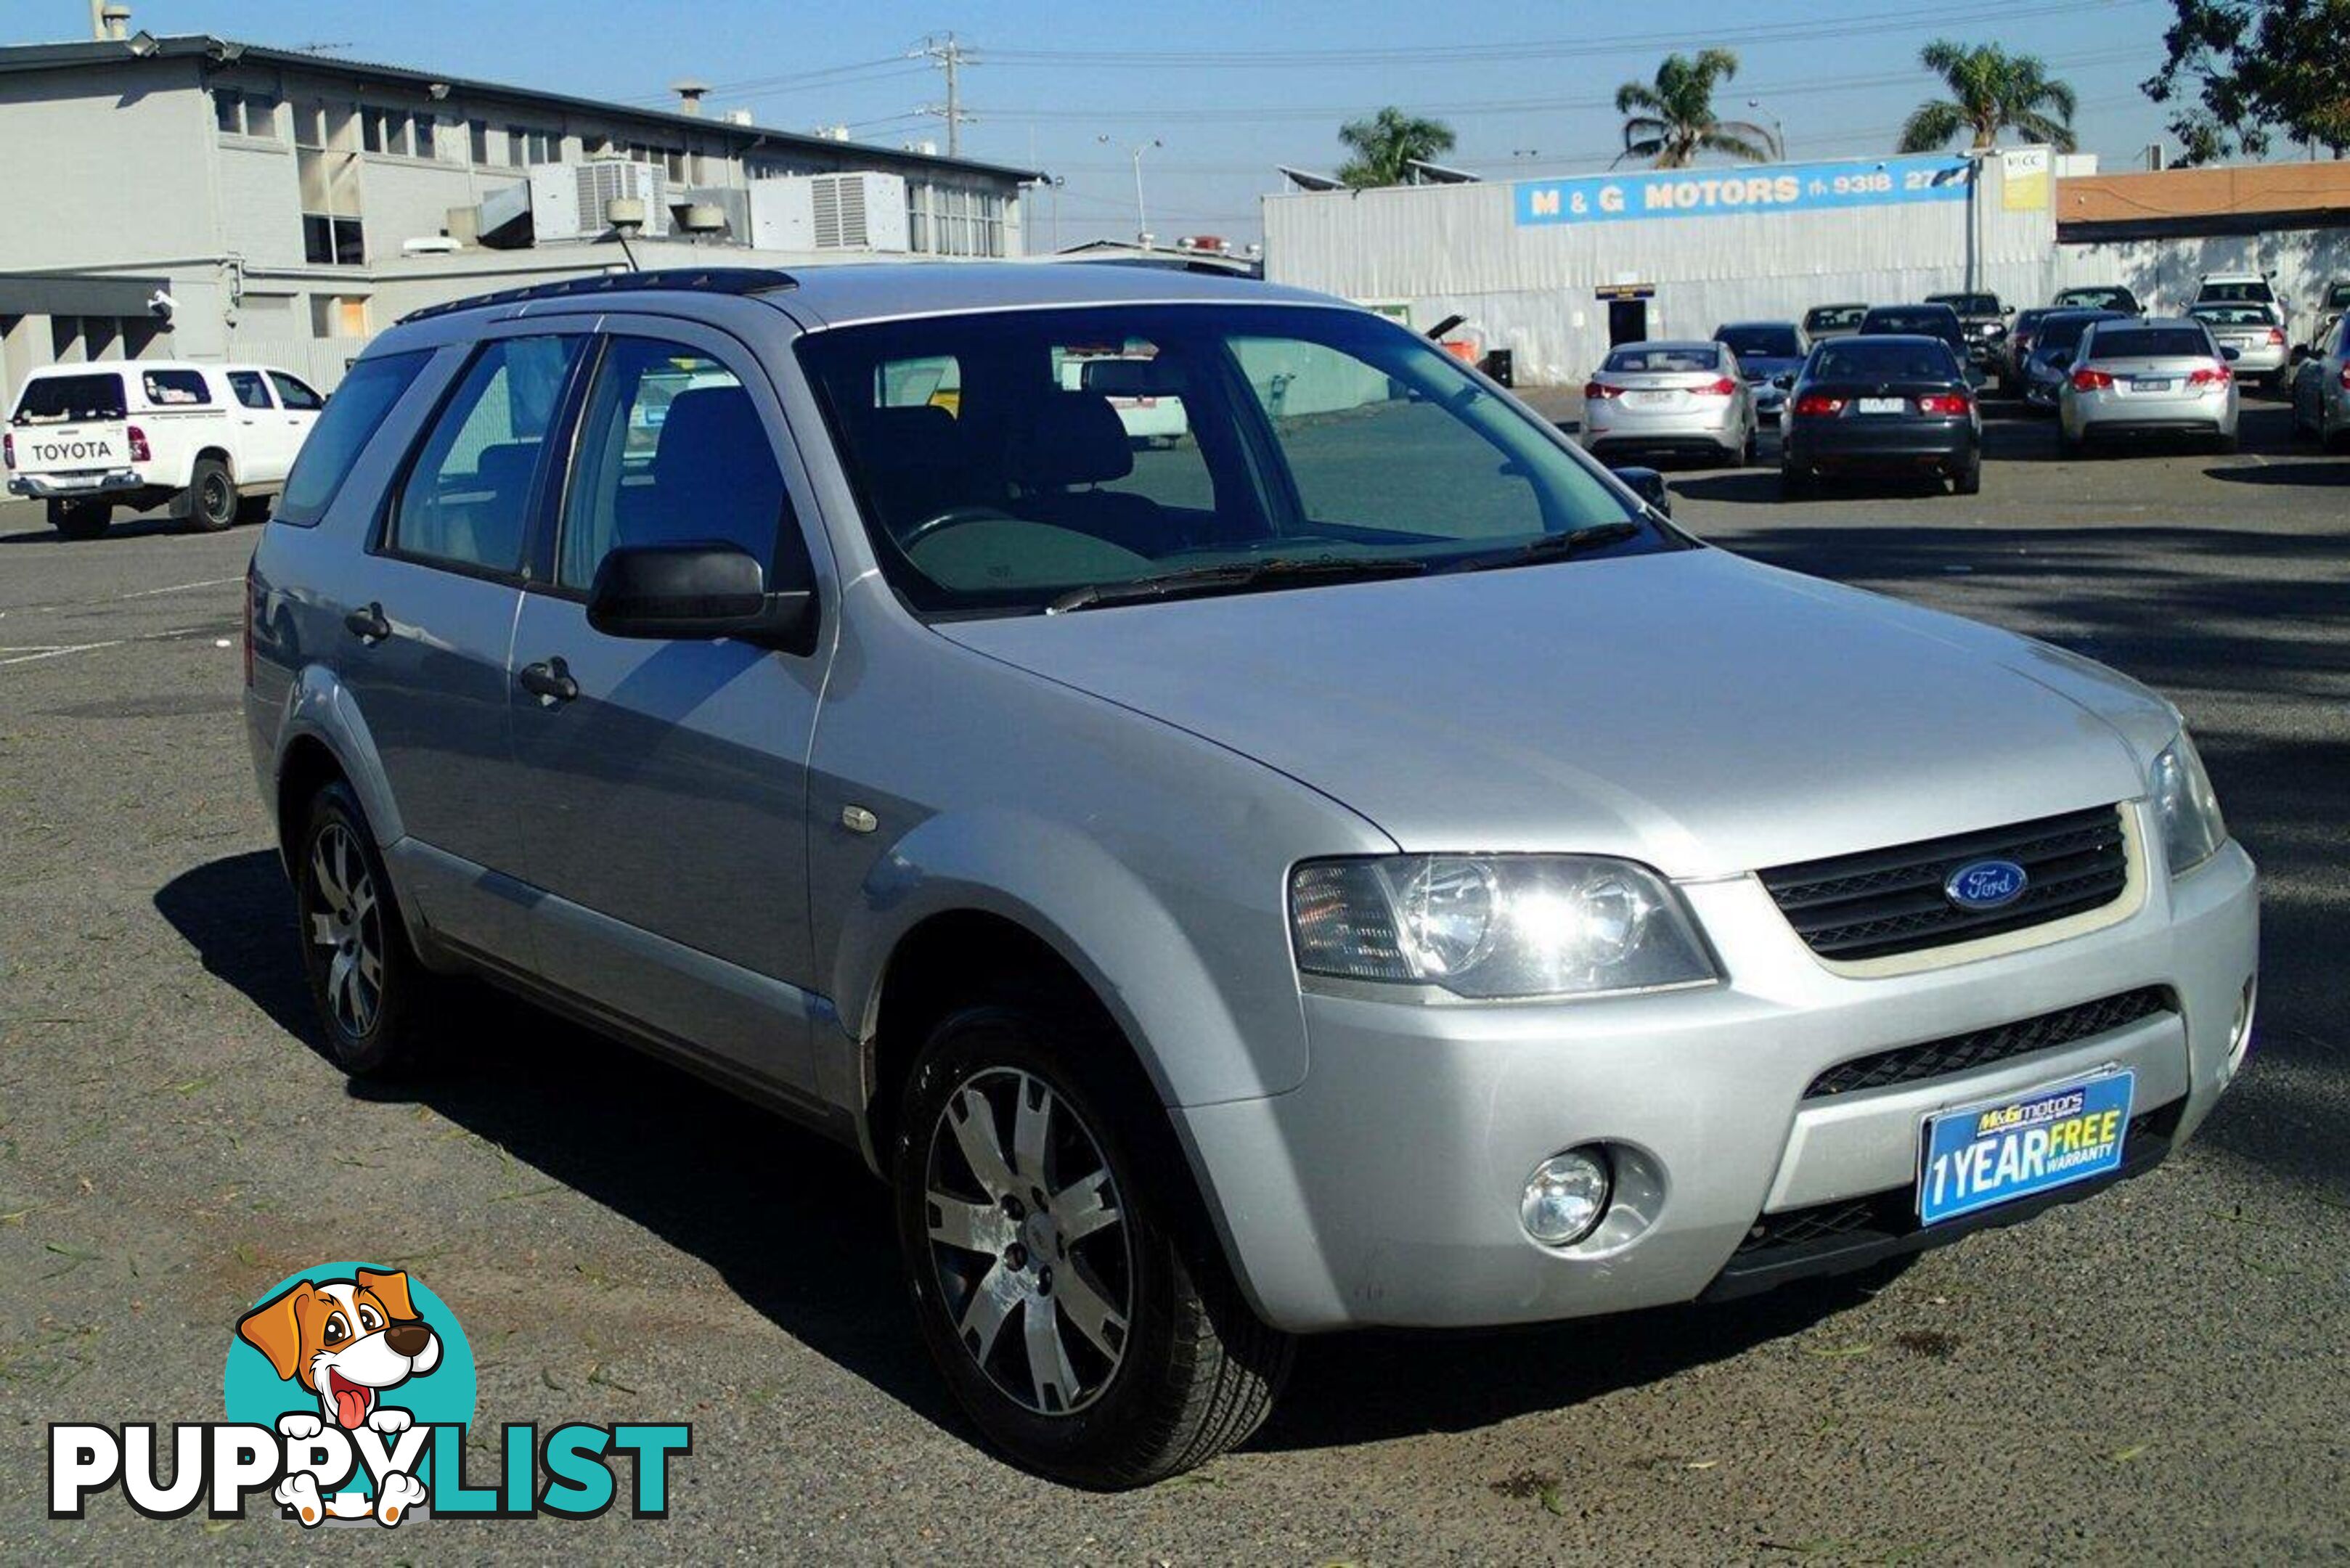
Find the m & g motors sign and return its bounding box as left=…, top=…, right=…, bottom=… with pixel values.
left=1514, top=155, right=1971, bottom=227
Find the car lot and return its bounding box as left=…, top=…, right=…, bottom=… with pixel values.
left=3, top=396, right=2346, bottom=1560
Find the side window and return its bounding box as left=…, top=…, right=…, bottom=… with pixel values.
left=876, top=354, right=961, bottom=417
left=141, top=369, right=211, bottom=407
left=555, top=338, right=793, bottom=592
left=389, top=335, right=586, bottom=574
left=1235, top=335, right=1547, bottom=539
left=275, top=349, right=431, bottom=527
left=227, top=370, right=274, bottom=410
left=269, top=372, right=325, bottom=411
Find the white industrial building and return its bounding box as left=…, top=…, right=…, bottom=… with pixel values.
left=0, top=28, right=1040, bottom=403
left=1265, top=150, right=2350, bottom=385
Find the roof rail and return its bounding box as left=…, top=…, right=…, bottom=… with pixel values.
left=398, top=266, right=799, bottom=324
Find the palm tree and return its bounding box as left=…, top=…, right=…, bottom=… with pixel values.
left=1898, top=39, right=2078, bottom=153
left=1335, top=106, right=1458, bottom=189
left=1614, top=49, right=1779, bottom=168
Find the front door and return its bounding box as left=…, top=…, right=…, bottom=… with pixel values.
left=502, top=322, right=832, bottom=1102
left=224, top=369, right=299, bottom=486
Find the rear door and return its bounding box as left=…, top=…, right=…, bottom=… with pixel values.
left=501, top=317, right=834, bottom=1103
left=333, top=328, right=591, bottom=963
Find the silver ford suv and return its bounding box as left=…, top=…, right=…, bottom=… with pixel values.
left=245, top=265, right=2258, bottom=1488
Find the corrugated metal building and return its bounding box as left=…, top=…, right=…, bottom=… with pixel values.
left=1266, top=152, right=2056, bottom=385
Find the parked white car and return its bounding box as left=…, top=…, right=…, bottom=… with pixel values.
left=5, top=360, right=325, bottom=538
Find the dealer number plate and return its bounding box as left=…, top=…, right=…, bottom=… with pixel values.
left=1857, top=397, right=1906, bottom=415
left=1918, top=1070, right=2134, bottom=1226
left=2132, top=378, right=2174, bottom=393
left=1625, top=390, right=1678, bottom=407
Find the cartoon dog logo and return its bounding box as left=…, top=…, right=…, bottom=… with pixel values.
left=236, top=1267, right=439, bottom=1526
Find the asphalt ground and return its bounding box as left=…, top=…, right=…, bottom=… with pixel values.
left=3, top=391, right=2346, bottom=1564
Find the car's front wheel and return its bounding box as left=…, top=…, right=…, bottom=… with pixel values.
left=893, top=1000, right=1289, bottom=1489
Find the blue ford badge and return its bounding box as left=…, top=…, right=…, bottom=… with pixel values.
left=1944, top=859, right=2028, bottom=910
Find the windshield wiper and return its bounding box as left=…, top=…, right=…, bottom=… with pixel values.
left=1443, top=521, right=1644, bottom=575
left=1047, top=555, right=1427, bottom=614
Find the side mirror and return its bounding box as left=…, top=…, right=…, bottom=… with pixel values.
left=1609, top=465, right=1671, bottom=518
left=2221, top=346, right=2242, bottom=363
left=2049, top=351, right=2073, bottom=370
left=1773, top=372, right=1795, bottom=390
left=2290, top=344, right=2312, bottom=364
left=586, top=542, right=817, bottom=653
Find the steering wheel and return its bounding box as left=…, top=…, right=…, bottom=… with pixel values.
left=899, top=505, right=1018, bottom=550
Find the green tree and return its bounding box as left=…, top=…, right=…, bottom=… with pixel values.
left=1613, top=49, right=1779, bottom=168
left=1335, top=106, right=1458, bottom=189
left=1897, top=39, right=2079, bottom=153
left=2142, top=0, right=2350, bottom=163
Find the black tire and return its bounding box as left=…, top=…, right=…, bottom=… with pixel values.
left=293, top=781, right=441, bottom=1077
left=47, top=499, right=110, bottom=539
left=186, top=457, right=238, bottom=533
left=1952, top=453, right=1982, bottom=495
left=892, top=1000, right=1290, bottom=1489
left=1779, top=464, right=1812, bottom=500
left=2214, top=426, right=2240, bottom=456
left=1739, top=426, right=1758, bottom=467
left=2057, top=426, right=2082, bottom=460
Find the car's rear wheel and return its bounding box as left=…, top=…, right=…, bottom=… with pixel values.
left=1739, top=426, right=1758, bottom=467
left=1951, top=453, right=1982, bottom=495
left=2214, top=426, right=2240, bottom=456
left=1779, top=464, right=1812, bottom=500
left=893, top=1000, right=1289, bottom=1489
left=2057, top=425, right=2083, bottom=460
left=294, top=782, right=440, bottom=1077
left=47, top=499, right=110, bottom=539
left=186, top=458, right=238, bottom=533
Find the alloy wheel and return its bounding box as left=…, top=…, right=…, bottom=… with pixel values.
left=922, top=1066, right=1133, bottom=1416
left=307, top=822, right=385, bottom=1038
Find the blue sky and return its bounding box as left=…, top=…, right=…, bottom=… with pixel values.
left=21, top=0, right=2184, bottom=244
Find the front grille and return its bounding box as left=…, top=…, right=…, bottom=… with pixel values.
left=1803, top=986, right=2174, bottom=1100
left=1760, top=806, right=2129, bottom=960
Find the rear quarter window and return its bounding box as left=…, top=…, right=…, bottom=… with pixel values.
left=273, top=350, right=433, bottom=528
left=12, top=372, right=127, bottom=423
left=139, top=369, right=212, bottom=407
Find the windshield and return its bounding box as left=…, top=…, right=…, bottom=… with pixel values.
left=1602, top=344, right=1721, bottom=373
left=2327, top=284, right=2350, bottom=309
left=2036, top=312, right=2121, bottom=353
left=799, top=304, right=1665, bottom=618
left=2056, top=287, right=2133, bottom=310
left=12, top=372, right=126, bottom=424
left=2197, top=281, right=2273, bottom=304
left=2087, top=327, right=2215, bottom=360
left=1810, top=339, right=1962, bottom=381
left=1715, top=326, right=1800, bottom=359
left=2190, top=305, right=2276, bottom=327
left=1806, top=306, right=1866, bottom=331
left=1927, top=294, right=2000, bottom=315
left=1863, top=309, right=1957, bottom=338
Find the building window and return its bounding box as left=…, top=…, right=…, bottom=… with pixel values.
left=298, top=104, right=367, bottom=266
left=213, top=89, right=280, bottom=140
left=507, top=125, right=555, bottom=167
left=468, top=118, right=489, bottom=165
left=412, top=112, right=436, bottom=159
left=309, top=295, right=370, bottom=338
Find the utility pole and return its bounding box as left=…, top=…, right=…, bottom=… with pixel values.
left=913, top=33, right=973, bottom=158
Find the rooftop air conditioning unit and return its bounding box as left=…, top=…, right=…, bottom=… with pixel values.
left=527, top=159, right=671, bottom=243
left=748, top=172, right=909, bottom=253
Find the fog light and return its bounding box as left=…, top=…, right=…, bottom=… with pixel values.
left=1521, top=1148, right=1612, bottom=1247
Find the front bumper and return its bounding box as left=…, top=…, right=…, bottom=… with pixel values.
left=7, top=468, right=144, bottom=500
left=1178, top=817, right=2256, bottom=1333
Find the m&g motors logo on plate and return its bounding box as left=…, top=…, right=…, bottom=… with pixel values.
left=47, top=1261, right=690, bottom=1527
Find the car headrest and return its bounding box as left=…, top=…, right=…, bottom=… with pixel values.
left=1008, top=391, right=1132, bottom=488
left=650, top=384, right=782, bottom=540
left=852, top=401, right=962, bottom=466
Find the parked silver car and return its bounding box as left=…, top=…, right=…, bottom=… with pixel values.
left=2289, top=310, right=2350, bottom=448
left=2187, top=303, right=2290, bottom=393
left=2058, top=317, right=2242, bottom=456
left=1581, top=340, right=1758, bottom=465
left=245, top=265, right=2258, bottom=1489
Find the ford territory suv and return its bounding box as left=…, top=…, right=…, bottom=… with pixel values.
left=244, top=265, right=2258, bottom=1487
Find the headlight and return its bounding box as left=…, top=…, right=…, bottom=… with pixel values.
left=1288, top=855, right=1717, bottom=1000
left=2150, top=730, right=2227, bottom=876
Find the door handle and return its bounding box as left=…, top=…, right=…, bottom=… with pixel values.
left=518, top=656, right=579, bottom=704
left=343, top=602, right=390, bottom=643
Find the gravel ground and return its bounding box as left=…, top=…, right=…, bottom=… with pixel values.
left=2, top=394, right=2345, bottom=1564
